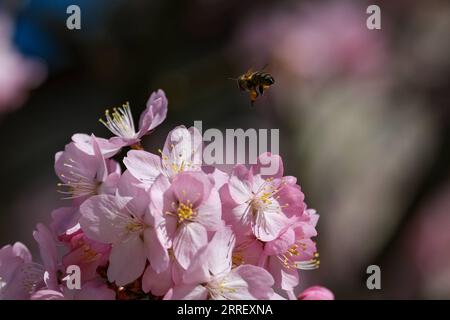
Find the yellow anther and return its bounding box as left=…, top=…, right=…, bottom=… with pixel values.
left=288, top=244, right=299, bottom=256
left=177, top=202, right=194, bottom=222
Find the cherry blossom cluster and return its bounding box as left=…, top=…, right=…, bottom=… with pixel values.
left=0, top=89, right=333, bottom=300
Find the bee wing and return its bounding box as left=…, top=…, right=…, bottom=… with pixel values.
left=245, top=68, right=254, bottom=76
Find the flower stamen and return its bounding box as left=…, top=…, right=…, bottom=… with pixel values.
left=177, top=200, right=194, bottom=223
left=99, top=102, right=136, bottom=139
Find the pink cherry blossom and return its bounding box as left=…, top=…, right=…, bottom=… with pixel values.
left=123, top=125, right=202, bottom=188
left=55, top=135, right=121, bottom=204
left=1, top=89, right=330, bottom=300
left=260, top=220, right=319, bottom=295
left=226, top=161, right=295, bottom=241
left=164, top=227, right=275, bottom=300
left=224, top=153, right=307, bottom=243
left=31, top=224, right=115, bottom=300
left=71, top=133, right=123, bottom=158
left=150, top=171, right=222, bottom=269
left=61, top=227, right=111, bottom=283
left=231, top=233, right=264, bottom=268
left=99, top=89, right=167, bottom=148
left=0, top=242, right=43, bottom=299
left=79, top=172, right=169, bottom=285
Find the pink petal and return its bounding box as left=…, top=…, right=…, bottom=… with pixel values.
left=279, top=267, right=299, bottom=291
left=234, top=265, right=275, bottom=299
left=203, top=167, right=229, bottom=190
left=253, top=205, right=289, bottom=242
left=162, top=126, right=203, bottom=176
left=123, top=150, right=163, bottom=188
left=207, top=226, right=235, bottom=276
left=215, top=271, right=253, bottom=300
left=0, top=260, right=43, bottom=299
left=149, top=174, right=172, bottom=215
left=143, top=228, right=169, bottom=273
left=138, top=89, right=168, bottom=135
left=33, top=224, right=57, bottom=282
left=196, top=187, right=222, bottom=231
left=50, top=206, right=80, bottom=237
left=264, top=227, right=295, bottom=256
left=171, top=172, right=207, bottom=208
left=72, top=133, right=121, bottom=158
left=302, top=208, right=319, bottom=227
left=31, top=289, right=65, bottom=300
left=164, top=284, right=208, bottom=300
left=228, top=175, right=252, bottom=204
left=54, top=142, right=97, bottom=185
left=107, top=234, right=147, bottom=286
left=182, top=246, right=210, bottom=285
left=142, top=265, right=173, bottom=297
left=98, top=171, right=121, bottom=195
left=11, top=242, right=32, bottom=263
left=235, top=235, right=264, bottom=266
left=91, top=134, right=108, bottom=182
left=298, top=286, right=334, bottom=300
left=277, top=182, right=305, bottom=218
left=268, top=257, right=299, bottom=291
left=231, top=202, right=252, bottom=226
left=117, top=170, right=150, bottom=217
left=173, top=223, right=208, bottom=269
left=79, top=194, right=132, bottom=243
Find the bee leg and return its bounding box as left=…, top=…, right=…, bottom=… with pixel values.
left=250, top=89, right=258, bottom=106
left=257, top=85, right=265, bottom=95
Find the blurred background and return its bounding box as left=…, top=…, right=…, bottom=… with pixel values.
left=0, top=0, right=449, bottom=299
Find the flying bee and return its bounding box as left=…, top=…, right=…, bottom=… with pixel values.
left=230, top=67, right=275, bottom=106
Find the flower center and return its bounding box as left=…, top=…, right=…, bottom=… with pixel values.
left=125, top=220, right=145, bottom=233
left=19, top=263, right=45, bottom=295
left=252, top=191, right=274, bottom=212
left=99, top=102, right=136, bottom=139
left=278, top=244, right=320, bottom=270
left=81, top=244, right=100, bottom=262
left=158, top=146, right=195, bottom=178
left=177, top=201, right=194, bottom=223
left=232, top=252, right=245, bottom=268
left=57, top=158, right=100, bottom=199
left=206, top=278, right=237, bottom=299
left=247, top=179, right=291, bottom=222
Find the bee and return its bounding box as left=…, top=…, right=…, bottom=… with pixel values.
left=230, top=66, right=275, bottom=105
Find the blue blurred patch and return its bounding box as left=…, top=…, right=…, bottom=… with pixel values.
left=12, top=0, right=121, bottom=70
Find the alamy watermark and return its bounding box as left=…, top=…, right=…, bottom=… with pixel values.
left=66, top=5, right=81, bottom=30
left=366, top=5, right=381, bottom=30
left=168, top=121, right=281, bottom=176
left=366, top=265, right=381, bottom=290
left=193, top=121, right=279, bottom=175
left=51, top=265, right=81, bottom=290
